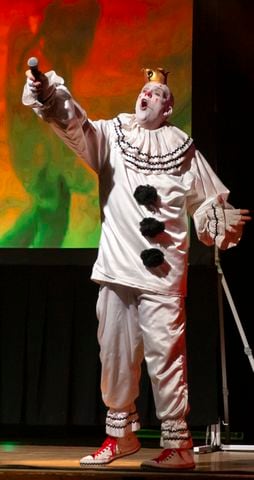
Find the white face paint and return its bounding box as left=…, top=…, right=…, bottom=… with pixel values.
left=135, top=82, right=172, bottom=130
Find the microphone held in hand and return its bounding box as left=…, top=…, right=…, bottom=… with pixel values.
left=27, top=57, right=42, bottom=81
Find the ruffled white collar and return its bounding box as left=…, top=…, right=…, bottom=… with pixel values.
left=113, top=113, right=193, bottom=174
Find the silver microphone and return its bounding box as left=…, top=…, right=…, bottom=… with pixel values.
left=27, top=57, right=41, bottom=80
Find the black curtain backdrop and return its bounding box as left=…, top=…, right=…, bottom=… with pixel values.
left=0, top=263, right=219, bottom=431
left=191, top=0, right=254, bottom=443
left=0, top=0, right=254, bottom=444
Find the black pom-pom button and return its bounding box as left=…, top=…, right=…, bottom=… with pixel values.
left=134, top=185, right=158, bottom=207
left=140, top=248, right=164, bottom=267
left=140, top=218, right=165, bottom=237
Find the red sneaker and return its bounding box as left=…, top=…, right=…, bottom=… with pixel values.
left=141, top=448, right=195, bottom=470
left=80, top=433, right=141, bottom=466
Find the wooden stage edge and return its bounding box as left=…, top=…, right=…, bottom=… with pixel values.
left=1, top=445, right=254, bottom=479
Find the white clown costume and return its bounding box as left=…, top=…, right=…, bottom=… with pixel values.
left=22, top=69, right=245, bottom=459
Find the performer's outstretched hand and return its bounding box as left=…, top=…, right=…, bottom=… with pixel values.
left=25, top=67, right=49, bottom=102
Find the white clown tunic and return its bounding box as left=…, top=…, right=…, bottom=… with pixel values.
left=22, top=72, right=242, bottom=448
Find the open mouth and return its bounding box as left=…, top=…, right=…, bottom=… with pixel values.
left=141, top=98, right=148, bottom=109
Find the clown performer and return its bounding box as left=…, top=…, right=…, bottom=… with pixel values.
left=22, top=65, right=251, bottom=470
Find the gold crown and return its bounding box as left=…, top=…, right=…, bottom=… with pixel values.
left=142, top=67, right=169, bottom=85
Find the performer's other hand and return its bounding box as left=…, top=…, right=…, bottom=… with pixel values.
left=224, top=208, right=252, bottom=234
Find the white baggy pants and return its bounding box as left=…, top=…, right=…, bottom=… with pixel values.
left=96, top=283, right=193, bottom=448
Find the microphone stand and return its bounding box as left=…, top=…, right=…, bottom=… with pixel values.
left=194, top=246, right=254, bottom=453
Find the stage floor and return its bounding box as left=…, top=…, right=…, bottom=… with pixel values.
left=1, top=444, right=254, bottom=479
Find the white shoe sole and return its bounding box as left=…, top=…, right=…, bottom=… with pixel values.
left=80, top=444, right=141, bottom=467
left=141, top=461, right=195, bottom=471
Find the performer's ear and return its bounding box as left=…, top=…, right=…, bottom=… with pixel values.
left=163, top=106, right=173, bottom=118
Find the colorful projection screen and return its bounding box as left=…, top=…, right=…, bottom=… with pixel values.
left=0, top=0, right=192, bottom=248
